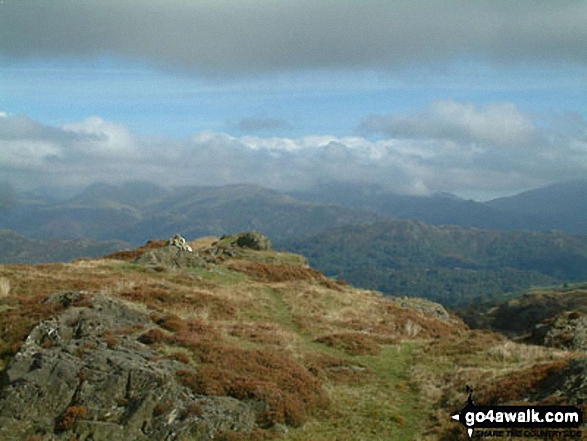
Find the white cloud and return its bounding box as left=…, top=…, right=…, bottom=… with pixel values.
left=61, top=117, right=139, bottom=159
left=1, top=107, right=586, bottom=198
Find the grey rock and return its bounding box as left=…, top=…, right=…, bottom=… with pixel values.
left=527, top=311, right=587, bottom=351
left=134, top=246, right=206, bottom=270
left=388, top=296, right=452, bottom=321
left=0, top=293, right=262, bottom=440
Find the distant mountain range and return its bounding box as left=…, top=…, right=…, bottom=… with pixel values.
left=291, top=179, right=587, bottom=235
left=1, top=179, right=586, bottom=305
left=485, top=180, right=587, bottom=235
left=2, top=179, right=586, bottom=246
left=0, top=182, right=382, bottom=245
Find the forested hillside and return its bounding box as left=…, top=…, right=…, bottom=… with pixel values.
left=284, top=220, right=587, bottom=306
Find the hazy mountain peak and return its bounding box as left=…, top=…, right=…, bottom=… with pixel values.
left=67, top=181, right=170, bottom=207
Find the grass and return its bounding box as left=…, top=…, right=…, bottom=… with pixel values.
left=263, top=288, right=299, bottom=332
left=230, top=248, right=308, bottom=267
left=0, top=277, right=9, bottom=297
left=357, top=343, right=430, bottom=436
left=283, top=343, right=428, bottom=441
left=315, top=332, right=382, bottom=356
left=186, top=265, right=248, bottom=285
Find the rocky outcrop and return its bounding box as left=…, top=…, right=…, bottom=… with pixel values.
left=218, top=232, right=273, bottom=251
left=388, top=295, right=453, bottom=321
left=167, top=234, right=193, bottom=252
left=527, top=311, right=587, bottom=351
left=0, top=292, right=263, bottom=441
left=134, top=246, right=207, bottom=270
left=133, top=234, right=206, bottom=269
left=117, top=233, right=273, bottom=268
left=134, top=235, right=206, bottom=270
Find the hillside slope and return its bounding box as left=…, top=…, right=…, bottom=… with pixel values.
left=485, top=179, right=587, bottom=235
left=458, top=283, right=587, bottom=335
left=283, top=220, right=587, bottom=306
left=0, top=229, right=130, bottom=264
left=0, top=234, right=583, bottom=440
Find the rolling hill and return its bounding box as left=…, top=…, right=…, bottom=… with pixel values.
left=0, top=234, right=583, bottom=440
left=457, top=283, right=587, bottom=336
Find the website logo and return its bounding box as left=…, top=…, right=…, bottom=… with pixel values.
left=451, top=386, right=583, bottom=438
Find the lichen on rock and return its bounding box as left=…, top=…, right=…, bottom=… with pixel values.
left=0, top=292, right=263, bottom=440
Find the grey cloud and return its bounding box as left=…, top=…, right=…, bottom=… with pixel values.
left=0, top=1, right=585, bottom=74
left=0, top=181, right=16, bottom=209
left=360, top=101, right=541, bottom=148
left=0, top=113, right=89, bottom=143
left=228, top=118, right=292, bottom=132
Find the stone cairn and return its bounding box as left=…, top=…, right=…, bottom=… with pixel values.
left=167, top=234, right=193, bottom=252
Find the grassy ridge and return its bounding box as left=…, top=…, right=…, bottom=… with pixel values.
left=0, top=239, right=581, bottom=439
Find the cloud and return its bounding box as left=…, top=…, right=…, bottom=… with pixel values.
left=0, top=113, right=139, bottom=187
left=228, top=118, right=292, bottom=132
left=61, top=117, right=139, bottom=159
left=0, top=1, right=585, bottom=74
left=361, top=102, right=587, bottom=193
left=0, top=181, right=16, bottom=209
left=361, top=101, right=540, bottom=147
left=1, top=107, right=586, bottom=198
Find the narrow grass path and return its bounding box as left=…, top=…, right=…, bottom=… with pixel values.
left=265, top=287, right=300, bottom=333
left=254, top=284, right=434, bottom=439
left=356, top=343, right=431, bottom=440
left=283, top=342, right=432, bottom=441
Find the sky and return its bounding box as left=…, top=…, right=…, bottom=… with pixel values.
left=1, top=1, right=586, bottom=201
